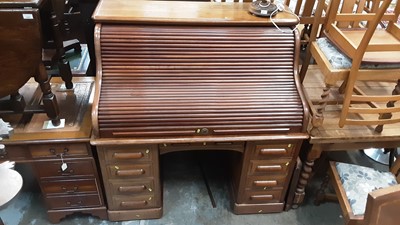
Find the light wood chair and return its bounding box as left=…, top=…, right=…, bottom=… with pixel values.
left=300, top=0, right=400, bottom=133
left=315, top=158, right=400, bottom=225
left=284, top=0, right=327, bottom=49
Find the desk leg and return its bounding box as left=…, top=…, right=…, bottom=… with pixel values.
left=292, top=144, right=323, bottom=207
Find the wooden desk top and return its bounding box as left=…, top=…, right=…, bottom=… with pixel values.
left=0, top=77, right=94, bottom=144
left=92, top=0, right=299, bottom=26
left=303, top=65, right=400, bottom=145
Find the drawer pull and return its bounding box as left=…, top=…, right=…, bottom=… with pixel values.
left=116, top=169, right=145, bottom=176
left=250, top=194, right=274, bottom=201
left=58, top=169, right=74, bottom=175
left=0, top=146, right=7, bottom=158
left=260, top=148, right=287, bottom=155
left=49, top=147, right=69, bottom=156
left=62, top=186, right=79, bottom=193
left=113, top=152, right=144, bottom=159
left=256, top=165, right=282, bottom=172
left=66, top=200, right=83, bottom=207
left=118, top=185, right=146, bottom=193
left=120, top=200, right=148, bottom=208
left=253, top=180, right=278, bottom=187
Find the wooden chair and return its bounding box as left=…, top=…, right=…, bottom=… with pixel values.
left=299, top=0, right=400, bottom=133
left=284, top=0, right=327, bottom=49
left=315, top=158, right=400, bottom=225
left=0, top=9, right=60, bottom=126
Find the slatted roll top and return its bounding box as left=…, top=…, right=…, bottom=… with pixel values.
left=93, top=24, right=306, bottom=139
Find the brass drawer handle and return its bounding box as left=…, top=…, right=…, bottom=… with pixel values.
left=120, top=200, right=148, bottom=208
left=118, top=185, right=146, bottom=193
left=66, top=200, right=83, bottom=207
left=256, top=165, right=282, bottom=172
left=253, top=180, right=278, bottom=187
left=250, top=194, right=274, bottom=201
left=113, top=152, right=144, bottom=159
left=260, top=148, right=287, bottom=155
left=116, top=169, right=145, bottom=176
left=62, top=186, right=79, bottom=193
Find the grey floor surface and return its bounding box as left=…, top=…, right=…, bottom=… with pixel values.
left=0, top=148, right=390, bottom=225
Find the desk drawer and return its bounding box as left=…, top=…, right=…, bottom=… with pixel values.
left=45, top=194, right=102, bottom=209
left=251, top=142, right=297, bottom=159
left=0, top=145, right=30, bottom=161
left=35, top=160, right=95, bottom=178
left=248, top=159, right=292, bottom=176
left=246, top=175, right=287, bottom=190
left=103, top=145, right=156, bottom=163
left=107, top=164, right=153, bottom=179
left=41, top=178, right=99, bottom=195
left=30, top=143, right=90, bottom=159
left=111, top=195, right=158, bottom=210
left=110, top=179, right=154, bottom=196
left=159, top=142, right=244, bottom=154
left=243, top=189, right=284, bottom=204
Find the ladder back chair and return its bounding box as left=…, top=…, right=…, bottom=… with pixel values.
left=284, top=0, right=328, bottom=49
left=0, top=9, right=60, bottom=126
left=315, top=158, right=400, bottom=225
left=300, top=0, right=400, bottom=133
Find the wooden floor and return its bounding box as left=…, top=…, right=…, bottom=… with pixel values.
left=302, top=65, right=400, bottom=145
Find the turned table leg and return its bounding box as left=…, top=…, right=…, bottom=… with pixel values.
left=292, top=144, right=323, bottom=207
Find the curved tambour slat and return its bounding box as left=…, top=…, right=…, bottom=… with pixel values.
left=97, top=25, right=304, bottom=138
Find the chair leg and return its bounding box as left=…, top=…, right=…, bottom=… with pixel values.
left=375, top=79, right=400, bottom=133
left=314, top=173, right=331, bottom=205
left=312, top=84, right=333, bottom=127
left=35, top=63, right=61, bottom=126
left=50, top=2, right=74, bottom=90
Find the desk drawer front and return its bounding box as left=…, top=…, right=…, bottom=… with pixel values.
left=107, top=164, right=153, bottom=179
left=103, top=145, right=156, bottom=162
left=30, top=143, right=90, bottom=159
left=46, top=194, right=102, bottom=209
left=110, top=180, right=154, bottom=196
left=111, top=195, right=158, bottom=210
left=246, top=175, right=287, bottom=190
left=253, top=142, right=296, bottom=159
left=243, top=189, right=284, bottom=204
left=41, top=179, right=99, bottom=195
left=0, top=145, right=30, bottom=161
left=248, top=159, right=291, bottom=176
left=35, top=160, right=95, bottom=178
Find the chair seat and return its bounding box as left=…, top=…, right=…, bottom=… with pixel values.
left=336, top=162, right=398, bottom=216
left=316, top=37, right=400, bottom=70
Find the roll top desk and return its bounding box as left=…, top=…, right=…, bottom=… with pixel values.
left=91, top=0, right=309, bottom=221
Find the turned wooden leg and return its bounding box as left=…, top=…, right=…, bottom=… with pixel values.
left=35, top=63, right=61, bottom=126
left=309, top=84, right=332, bottom=136
left=292, top=145, right=323, bottom=207
left=375, top=79, right=400, bottom=133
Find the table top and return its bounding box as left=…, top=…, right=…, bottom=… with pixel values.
left=303, top=65, right=400, bottom=145
left=92, top=0, right=299, bottom=26
left=0, top=77, right=94, bottom=145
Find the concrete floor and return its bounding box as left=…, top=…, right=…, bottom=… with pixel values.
left=0, top=148, right=390, bottom=225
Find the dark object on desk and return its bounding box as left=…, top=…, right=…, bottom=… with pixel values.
left=248, top=0, right=278, bottom=17
left=0, top=9, right=60, bottom=126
